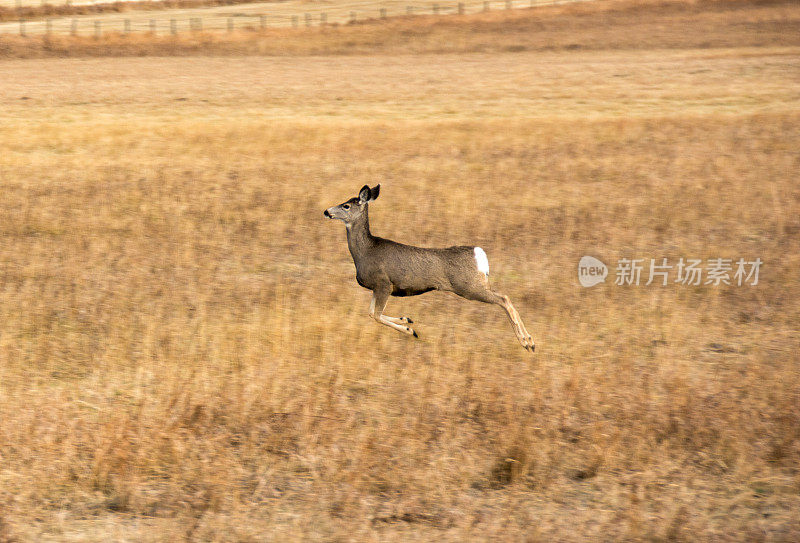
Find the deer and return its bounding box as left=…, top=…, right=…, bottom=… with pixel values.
left=323, top=185, right=535, bottom=352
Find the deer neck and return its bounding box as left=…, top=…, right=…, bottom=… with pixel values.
left=345, top=208, right=374, bottom=262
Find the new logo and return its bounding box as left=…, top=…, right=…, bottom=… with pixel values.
left=578, top=256, right=608, bottom=288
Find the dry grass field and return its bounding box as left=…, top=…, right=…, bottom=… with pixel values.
left=0, top=0, right=256, bottom=24
left=0, top=0, right=264, bottom=23
left=1, top=0, right=799, bottom=53
left=0, top=0, right=499, bottom=33
left=1, top=0, right=799, bottom=541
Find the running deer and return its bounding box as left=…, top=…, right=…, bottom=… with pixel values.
left=324, top=185, right=535, bottom=351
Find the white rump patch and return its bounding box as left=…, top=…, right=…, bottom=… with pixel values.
left=474, top=247, right=490, bottom=277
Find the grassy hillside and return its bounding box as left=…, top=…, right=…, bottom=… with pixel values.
left=0, top=0, right=799, bottom=57
left=0, top=0, right=798, bottom=540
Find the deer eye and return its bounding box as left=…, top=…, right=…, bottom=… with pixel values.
left=342, top=204, right=350, bottom=210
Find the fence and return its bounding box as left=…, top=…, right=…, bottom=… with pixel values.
left=0, top=0, right=590, bottom=36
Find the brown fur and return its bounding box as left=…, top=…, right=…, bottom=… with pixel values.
left=324, top=185, right=534, bottom=351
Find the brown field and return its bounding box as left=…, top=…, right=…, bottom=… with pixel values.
left=0, top=0, right=258, bottom=24
left=0, top=0, right=492, bottom=32
left=1, top=0, right=799, bottom=541
left=0, top=0, right=274, bottom=24
left=1, top=0, right=799, bottom=54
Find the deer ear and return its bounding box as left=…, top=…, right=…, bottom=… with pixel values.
left=358, top=185, right=371, bottom=204
left=370, top=184, right=380, bottom=201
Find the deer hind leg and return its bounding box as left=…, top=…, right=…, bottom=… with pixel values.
left=458, top=280, right=534, bottom=352
left=498, top=293, right=535, bottom=352
left=370, top=286, right=418, bottom=338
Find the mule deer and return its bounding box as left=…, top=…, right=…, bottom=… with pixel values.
left=324, top=185, right=535, bottom=351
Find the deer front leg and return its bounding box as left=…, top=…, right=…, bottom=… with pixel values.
left=370, top=286, right=418, bottom=338
left=382, top=316, right=414, bottom=325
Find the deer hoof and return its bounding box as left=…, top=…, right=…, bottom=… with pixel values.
left=411, top=329, right=419, bottom=338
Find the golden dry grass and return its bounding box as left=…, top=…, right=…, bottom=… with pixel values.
left=1, top=0, right=799, bottom=541
left=0, top=0, right=484, bottom=33
left=0, top=0, right=260, bottom=24
left=1, top=0, right=799, bottom=56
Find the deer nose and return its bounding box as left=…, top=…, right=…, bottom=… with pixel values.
left=324, top=209, right=331, bottom=218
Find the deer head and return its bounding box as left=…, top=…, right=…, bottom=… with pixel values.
left=323, top=184, right=380, bottom=225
